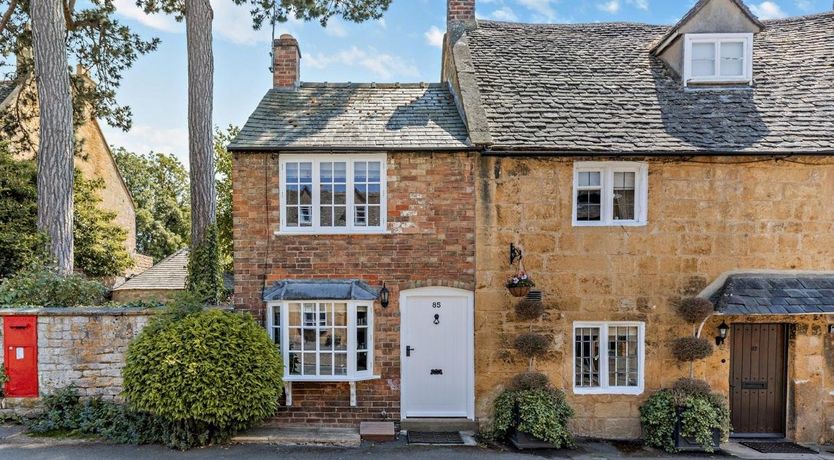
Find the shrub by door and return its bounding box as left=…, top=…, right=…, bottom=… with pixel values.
left=729, top=323, right=787, bottom=436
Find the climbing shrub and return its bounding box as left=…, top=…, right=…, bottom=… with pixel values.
left=640, top=386, right=730, bottom=453
left=676, top=297, right=714, bottom=324
left=670, top=336, right=713, bottom=362
left=513, top=333, right=551, bottom=359
left=186, top=224, right=223, bottom=304
left=514, top=298, right=545, bottom=321
left=491, top=387, right=574, bottom=448
left=123, top=308, right=283, bottom=447
left=0, top=266, right=108, bottom=307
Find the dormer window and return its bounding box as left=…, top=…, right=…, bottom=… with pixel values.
left=683, top=33, right=753, bottom=86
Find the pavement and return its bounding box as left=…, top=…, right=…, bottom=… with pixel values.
left=1, top=423, right=833, bottom=460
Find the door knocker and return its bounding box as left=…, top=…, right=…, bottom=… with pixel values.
left=433, top=314, right=440, bottom=325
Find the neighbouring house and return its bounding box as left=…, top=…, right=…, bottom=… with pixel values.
left=0, top=70, right=152, bottom=280
left=230, top=0, right=834, bottom=444
left=111, top=248, right=188, bottom=303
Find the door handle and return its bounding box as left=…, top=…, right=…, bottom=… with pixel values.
left=406, top=345, right=415, bottom=357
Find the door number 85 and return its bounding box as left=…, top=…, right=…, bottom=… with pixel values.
left=432, top=301, right=442, bottom=309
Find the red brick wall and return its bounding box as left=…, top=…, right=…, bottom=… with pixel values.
left=232, top=151, right=476, bottom=426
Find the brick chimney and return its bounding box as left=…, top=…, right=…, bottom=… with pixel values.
left=447, top=0, right=476, bottom=43
left=273, top=34, right=300, bottom=89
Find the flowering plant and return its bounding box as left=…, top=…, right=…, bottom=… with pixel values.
left=506, top=271, right=535, bottom=288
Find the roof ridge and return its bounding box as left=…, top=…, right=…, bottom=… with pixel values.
left=762, top=10, right=834, bottom=24
left=478, top=19, right=667, bottom=29
left=297, top=82, right=442, bottom=89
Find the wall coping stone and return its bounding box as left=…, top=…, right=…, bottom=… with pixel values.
left=0, top=307, right=158, bottom=317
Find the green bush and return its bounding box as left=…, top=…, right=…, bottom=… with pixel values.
left=0, top=266, right=108, bottom=307
left=491, top=387, right=574, bottom=448
left=670, top=336, right=713, bottom=362
left=639, top=386, right=730, bottom=453
left=509, top=372, right=550, bottom=391
left=0, top=365, right=8, bottom=396
left=123, top=307, right=283, bottom=446
left=186, top=224, right=223, bottom=304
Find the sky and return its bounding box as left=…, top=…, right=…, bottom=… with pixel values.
left=101, top=0, right=833, bottom=166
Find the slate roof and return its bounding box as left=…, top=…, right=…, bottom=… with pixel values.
left=228, top=83, right=471, bottom=151
left=712, top=274, right=834, bottom=315
left=466, top=13, right=834, bottom=153
left=650, top=0, right=763, bottom=54
left=113, top=248, right=188, bottom=292
left=263, top=279, right=379, bottom=301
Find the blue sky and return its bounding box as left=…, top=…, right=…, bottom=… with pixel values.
left=102, top=0, right=832, bottom=164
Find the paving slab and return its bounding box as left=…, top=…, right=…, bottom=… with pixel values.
left=232, top=426, right=360, bottom=447
left=721, top=441, right=834, bottom=460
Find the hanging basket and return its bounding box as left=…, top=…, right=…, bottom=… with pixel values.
left=508, top=286, right=531, bottom=297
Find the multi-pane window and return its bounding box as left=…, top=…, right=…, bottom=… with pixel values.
left=684, top=33, right=752, bottom=86
left=574, top=322, right=644, bottom=394
left=573, top=162, right=647, bottom=226
left=267, top=301, right=374, bottom=381
left=280, top=154, right=386, bottom=233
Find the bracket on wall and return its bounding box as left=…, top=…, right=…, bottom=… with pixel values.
left=510, top=243, right=523, bottom=265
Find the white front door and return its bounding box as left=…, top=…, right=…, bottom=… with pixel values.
left=401, top=287, right=474, bottom=419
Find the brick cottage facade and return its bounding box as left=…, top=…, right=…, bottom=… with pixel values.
left=230, top=0, right=834, bottom=442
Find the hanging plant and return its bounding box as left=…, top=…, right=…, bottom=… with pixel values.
left=513, top=333, right=550, bottom=359
left=670, top=337, right=713, bottom=362
left=515, top=298, right=545, bottom=321
left=676, top=297, right=714, bottom=324
left=506, top=270, right=535, bottom=297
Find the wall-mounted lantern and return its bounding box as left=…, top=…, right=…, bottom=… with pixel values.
left=715, top=321, right=729, bottom=346
left=379, top=282, right=390, bottom=308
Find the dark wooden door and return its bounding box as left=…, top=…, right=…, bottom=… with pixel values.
left=729, top=323, right=787, bottom=436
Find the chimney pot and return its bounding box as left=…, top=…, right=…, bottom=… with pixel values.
left=273, top=34, right=301, bottom=89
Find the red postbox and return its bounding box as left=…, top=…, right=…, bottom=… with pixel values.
left=3, top=316, right=38, bottom=397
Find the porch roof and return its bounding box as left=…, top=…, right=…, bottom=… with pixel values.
left=712, top=274, right=834, bottom=315
left=263, top=279, right=379, bottom=302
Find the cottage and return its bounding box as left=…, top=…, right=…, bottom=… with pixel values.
left=230, top=0, right=834, bottom=443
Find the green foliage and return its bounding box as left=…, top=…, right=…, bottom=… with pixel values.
left=670, top=336, right=714, bottom=362
left=491, top=387, right=574, bottom=448
left=0, top=266, right=108, bottom=307
left=213, top=126, right=237, bottom=274
left=186, top=224, right=223, bottom=304
left=0, top=364, right=8, bottom=397
left=74, top=174, right=134, bottom=277
left=640, top=388, right=730, bottom=453
left=123, top=308, right=283, bottom=444
left=112, top=148, right=190, bottom=263
left=0, top=146, right=48, bottom=277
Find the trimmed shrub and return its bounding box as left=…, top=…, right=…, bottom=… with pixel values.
left=513, top=333, right=551, bottom=359
left=510, top=372, right=550, bottom=391
left=672, top=378, right=711, bottom=399
left=123, top=307, right=283, bottom=447
left=640, top=386, right=730, bottom=453
left=670, top=336, right=713, bottom=362
left=491, top=387, right=574, bottom=448
left=0, top=266, right=108, bottom=307
left=514, top=299, right=545, bottom=321
left=676, top=297, right=714, bottom=324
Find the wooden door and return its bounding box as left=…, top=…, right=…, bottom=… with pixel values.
left=729, top=323, right=787, bottom=436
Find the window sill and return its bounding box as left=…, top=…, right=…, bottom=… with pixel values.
left=572, top=221, right=647, bottom=228
left=283, top=375, right=380, bottom=383
left=275, top=229, right=391, bottom=236
left=573, top=387, right=644, bottom=396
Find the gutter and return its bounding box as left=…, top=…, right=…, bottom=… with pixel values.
left=482, top=148, right=834, bottom=157
left=227, top=145, right=479, bottom=153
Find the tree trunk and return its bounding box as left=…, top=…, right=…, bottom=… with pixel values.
left=185, top=0, right=216, bottom=245
left=30, top=0, right=74, bottom=274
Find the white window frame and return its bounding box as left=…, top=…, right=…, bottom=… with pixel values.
left=278, top=153, right=388, bottom=235
left=572, top=321, right=645, bottom=395
left=266, top=300, right=378, bottom=382
left=572, top=162, right=648, bottom=227
left=683, top=33, right=753, bottom=86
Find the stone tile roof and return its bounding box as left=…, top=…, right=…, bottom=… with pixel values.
left=712, top=274, right=834, bottom=315
left=228, top=83, right=471, bottom=151
left=650, top=0, right=763, bottom=54
left=466, top=13, right=834, bottom=153
left=113, top=248, right=188, bottom=292
left=263, top=279, right=379, bottom=301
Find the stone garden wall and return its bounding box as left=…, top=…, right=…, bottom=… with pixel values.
left=0, top=308, right=154, bottom=400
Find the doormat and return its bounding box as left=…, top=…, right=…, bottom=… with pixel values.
left=407, top=431, right=464, bottom=445
left=739, top=441, right=817, bottom=454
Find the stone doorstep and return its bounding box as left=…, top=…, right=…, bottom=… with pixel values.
left=232, top=426, right=360, bottom=447
left=721, top=441, right=834, bottom=460
left=359, top=421, right=396, bottom=442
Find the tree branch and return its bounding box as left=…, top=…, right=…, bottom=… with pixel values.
left=0, top=0, right=18, bottom=35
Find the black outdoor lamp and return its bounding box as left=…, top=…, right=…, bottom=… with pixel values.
left=379, top=282, right=390, bottom=308
left=715, top=321, right=729, bottom=346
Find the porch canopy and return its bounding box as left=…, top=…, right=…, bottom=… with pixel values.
left=263, top=279, right=379, bottom=301
left=712, top=274, right=834, bottom=315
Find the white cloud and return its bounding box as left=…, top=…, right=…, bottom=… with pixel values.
left=626, top=0, right=649, bottom=10
left=324, top=20, right=349, bottom=38
left=491, top=6, right=520, bottom=21
left=597, top=0, right=621, bottom=13
left=517, top=0, right=557, bottom=18
left=424, top=26, right=445, bottom=48
left=304, top=46, right=420, bottom=80
left=750, top=1, right=789, bottom=19
left=104, top=124, right=190, bottom=166
left=794, top=0, right=813, bottom=12
left=112, top=0, right=181, bottom=33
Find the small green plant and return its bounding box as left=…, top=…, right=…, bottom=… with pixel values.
left=123, top=308, right=283, bottom=446
left=0, top=266, right=108, bottom=307
left=0, top=365, right=8, bottom=397
left=506, top=270, right=535, bottom=289
left=670, top=336, right=713, bottom=362
left=491, top=386, right=574, bottom=448
left=639, top=379, right=730, bottom=453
